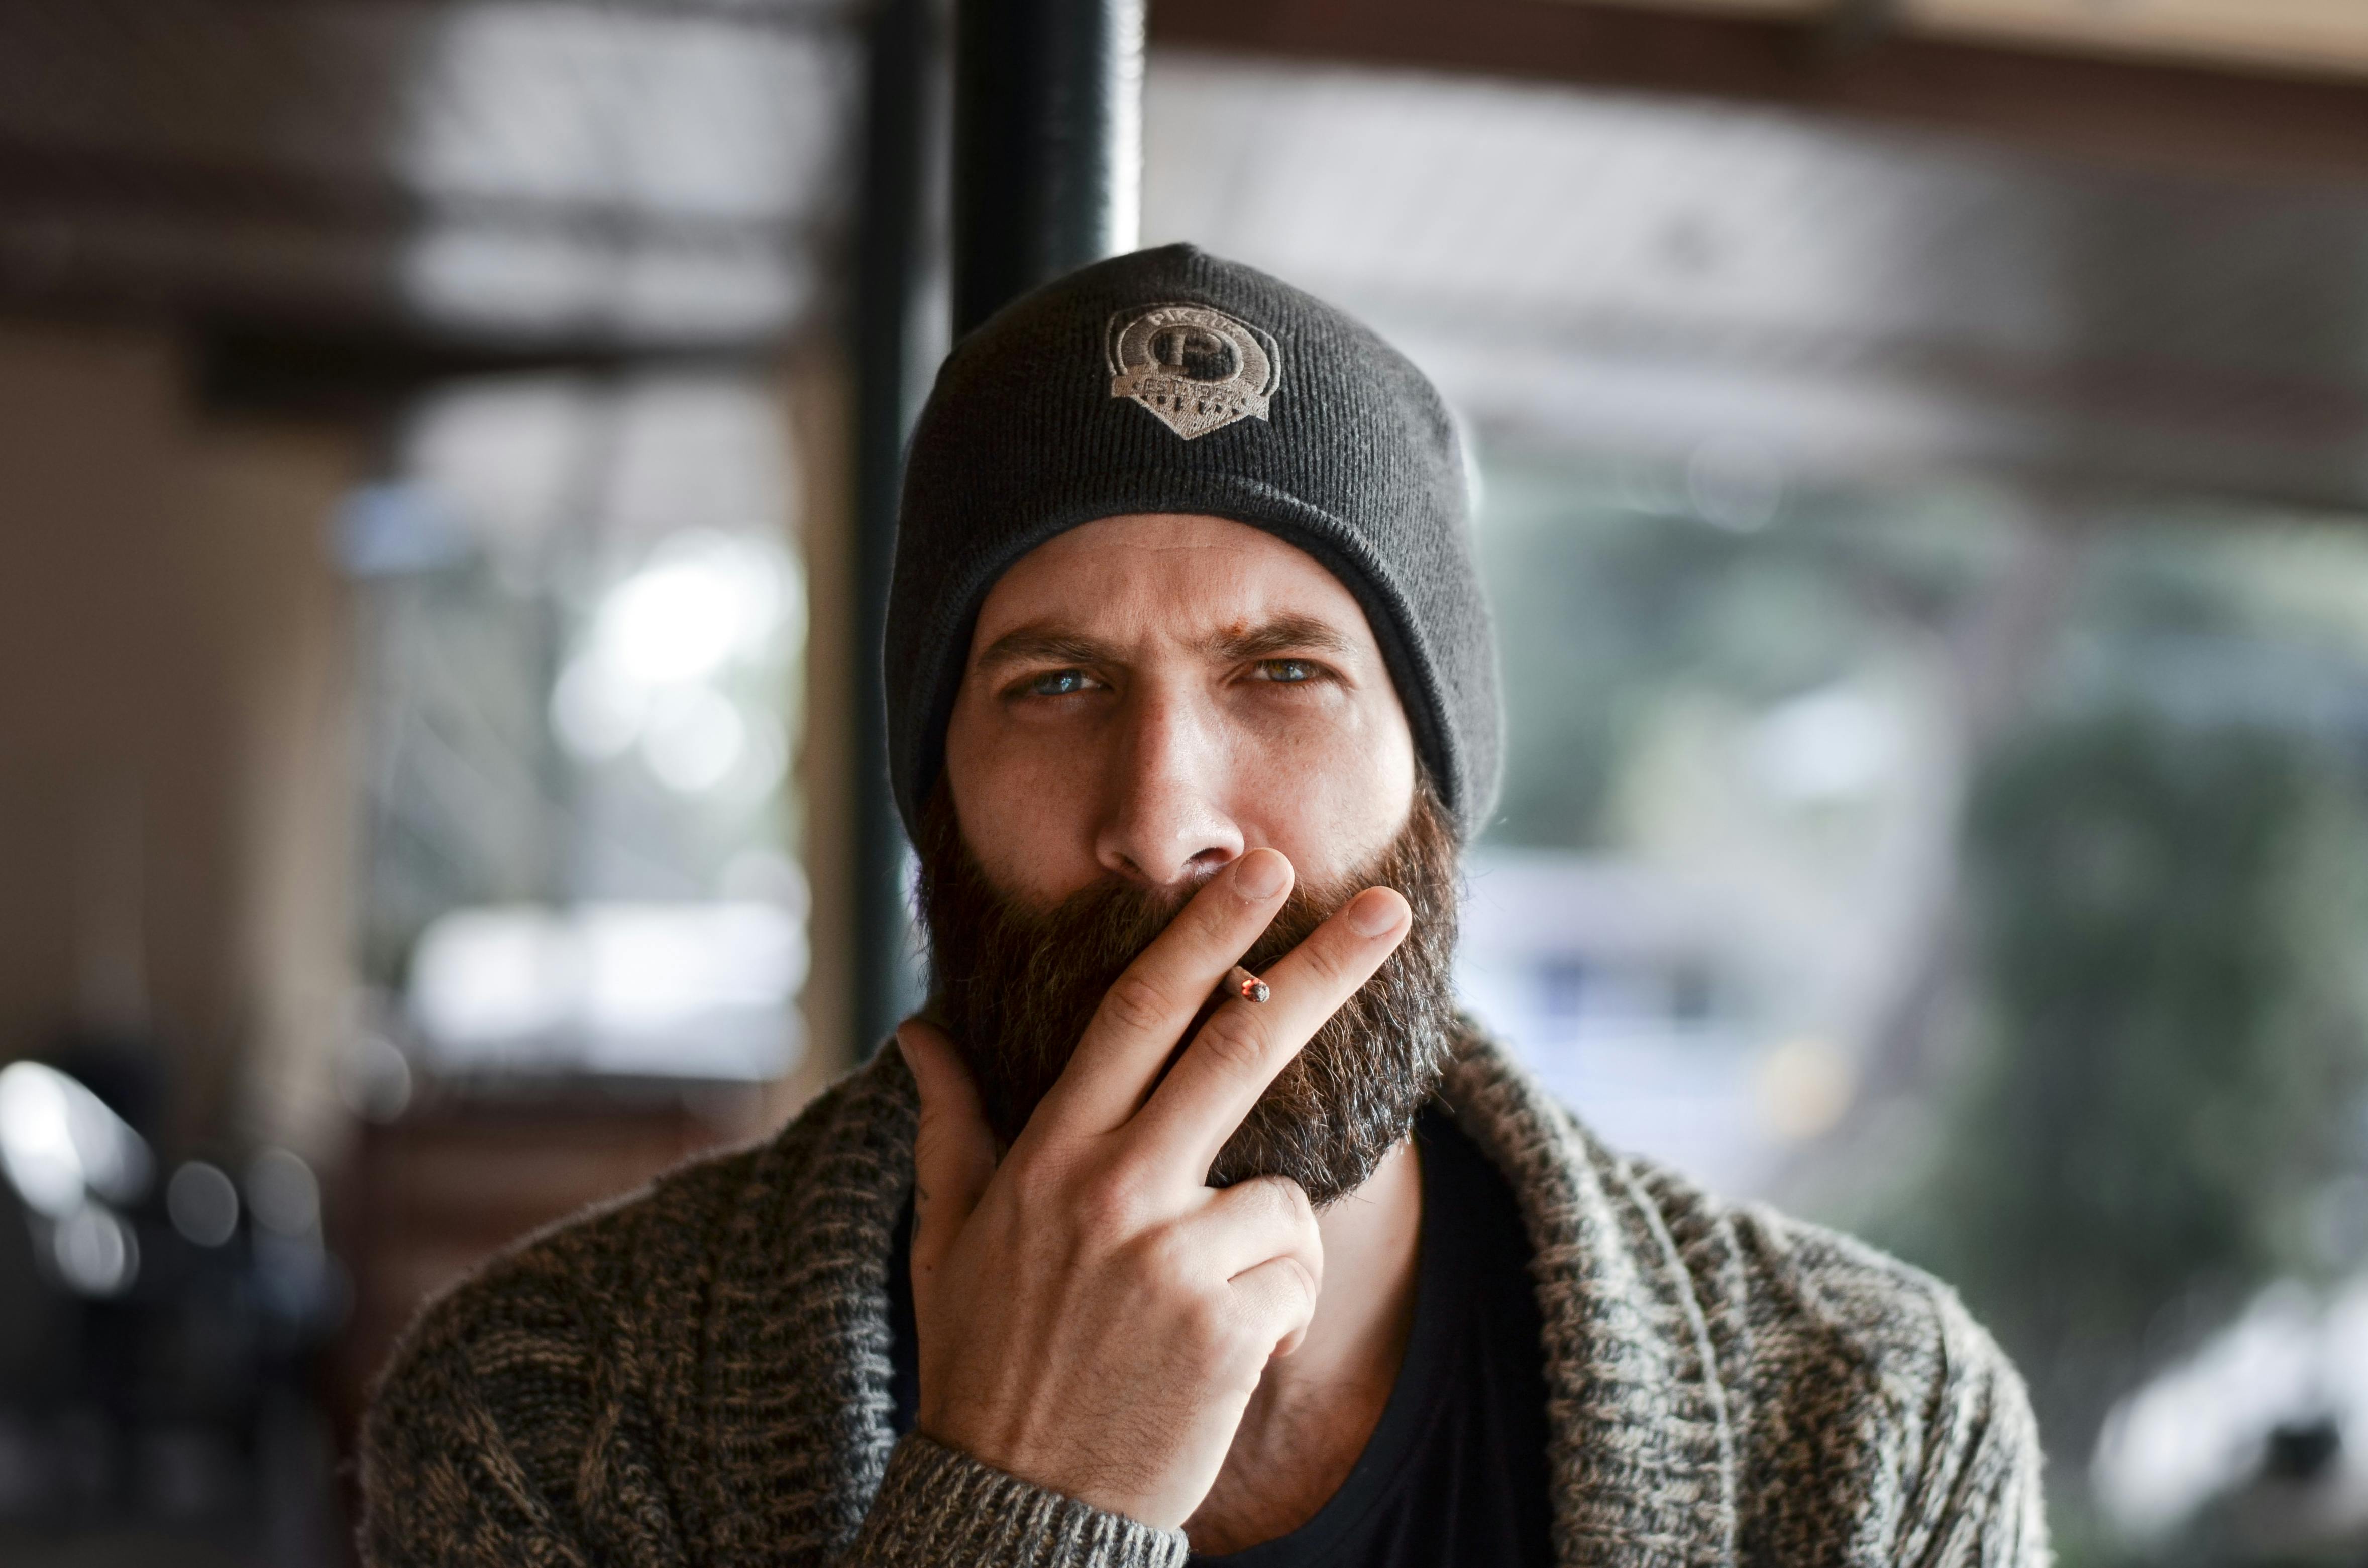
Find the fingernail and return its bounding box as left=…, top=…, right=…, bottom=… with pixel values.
left=1348, top=888, right=1407, bottom=938
left=1235, top=850, right=1288, bottom=901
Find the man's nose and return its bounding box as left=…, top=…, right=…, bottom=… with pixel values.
left=1094, top=686, right=1244, bottom=890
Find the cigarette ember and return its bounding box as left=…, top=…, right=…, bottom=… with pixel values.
left=1227, top=964, right=1270, bottom=1004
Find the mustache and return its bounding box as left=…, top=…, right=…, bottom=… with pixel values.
left=914, top=784, right=1464, bottom=1206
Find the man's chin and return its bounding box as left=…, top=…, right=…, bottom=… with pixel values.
left=1204, top=1099, right=1430, bottom=1209
left=1196, top=1007, right=1455, bottom=1208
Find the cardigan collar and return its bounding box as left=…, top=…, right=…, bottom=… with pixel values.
left=710, top=1031, right=1740, bottom=1567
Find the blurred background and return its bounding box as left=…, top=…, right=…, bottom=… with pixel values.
left=3, top=0, right=2367, bottom=1563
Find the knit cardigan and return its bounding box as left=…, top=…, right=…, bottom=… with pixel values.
left=360, top=1034, right=2049, bottom=1567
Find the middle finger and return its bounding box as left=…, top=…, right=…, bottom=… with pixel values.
left=1024, top=846, right=1296, bottom=1143
left=1127, top=885, right=1412, bottom=1178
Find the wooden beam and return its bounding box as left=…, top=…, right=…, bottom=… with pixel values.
left=1912, top=0, right=2368, bottom=83
left=1147, top=0, right=2368, bottom=185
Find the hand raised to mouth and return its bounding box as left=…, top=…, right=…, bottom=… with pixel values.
left=896, top=845, right=1413, bottom=1531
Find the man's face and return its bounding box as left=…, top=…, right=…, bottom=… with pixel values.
left=944, top=512, right=1420, bottom=901
left=930, top=513, right=1457, bottom=1204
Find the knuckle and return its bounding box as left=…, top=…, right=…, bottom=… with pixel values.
left=1075, top=1166, right=1154, bottom=1237
left=1004, top=1141, right=1061, bottom=1193
left=1251, top=1259, right=1317, bottom=1330
left=1255, top=1172, right=1312, bottom=1216
left=1280, top=1258, right=1320, bottom=1318
left=1191, top=892, right=1252, bottom=949
left=1233, top=1174, right=1305, bottom=1231
left=1130, top=1223, right=1195, bottom=1291
left=1186, top=893, right=1230, bottom=942
left=1273, top=1180, right=1318, bottom=1238
left=1234, top=1279, right=1307, bottom=1361
left=995, top=1150, right=1041, bottom=1203
left=1181, top=1286, right=1236, bottom=1355
left=1098, top=970, right=1174, bottom=1036
left=1296, top=933, right=1356, bottom=989
left=1193, top=1013, right=1271, bottom=1079
left=1011, top=1146, right=1094, bottom=1216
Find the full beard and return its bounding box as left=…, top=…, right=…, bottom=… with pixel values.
left=914, top=781, right=1463, bottom=1207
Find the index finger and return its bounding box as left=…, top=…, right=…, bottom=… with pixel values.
left=1023, top=847, right=1295, bottom=1143
left=1128, top=885, right=1412, bottom=1179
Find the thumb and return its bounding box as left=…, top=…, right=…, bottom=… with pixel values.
left=898, top=1019, right=996, bottom=1285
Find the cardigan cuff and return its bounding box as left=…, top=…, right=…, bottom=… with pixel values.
left=847, top=1433, right=1192, bottom=1568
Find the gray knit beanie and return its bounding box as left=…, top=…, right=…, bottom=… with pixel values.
left=886, top=243, right=1500, bottom=841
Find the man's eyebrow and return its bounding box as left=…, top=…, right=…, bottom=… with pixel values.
left=1203, top=614, right=1358, bottom=662
left=973, top=627, right=1117, bottom=670
left=973, top=614, right=1360, bottom=671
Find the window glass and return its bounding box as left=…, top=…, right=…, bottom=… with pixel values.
left=344, top=370, right=806, bottom=1083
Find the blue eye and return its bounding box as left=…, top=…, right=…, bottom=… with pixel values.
left=1259, top=659, right=1315, bottom=684
left=1029, top=669, right=1090, bottom=696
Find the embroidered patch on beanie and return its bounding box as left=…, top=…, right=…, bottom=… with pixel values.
left=1106, top=302, right=1280, bottom=439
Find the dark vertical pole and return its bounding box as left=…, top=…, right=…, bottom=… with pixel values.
left=853, top=0, right=1143, bottom=1052
left=952, top=0, right=1144, bottom=338
left=853, top=0, right=938, bottom=1053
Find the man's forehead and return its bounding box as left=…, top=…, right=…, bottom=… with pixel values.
left=971, top=512, right=1380, bottom=659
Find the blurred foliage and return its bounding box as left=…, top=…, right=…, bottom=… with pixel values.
left=1474, top=454, right=2003, bottom=850
left=1475, top=452, right=2368, bottom=1561
left=1857, top=522, right=2368, bottom=1564
left=1875, top=714, right=2363, bottom=1431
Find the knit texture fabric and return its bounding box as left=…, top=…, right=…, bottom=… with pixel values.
left=361, top=1034, right=2049, bottom=1567
left=885, top=244, right=1502, bottom=841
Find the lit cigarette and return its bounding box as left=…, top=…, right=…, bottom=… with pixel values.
left=1226, top=964, right=1270, bottom=1004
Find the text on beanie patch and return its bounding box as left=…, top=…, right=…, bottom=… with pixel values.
left=1106, top=303, right=1280, bottom=439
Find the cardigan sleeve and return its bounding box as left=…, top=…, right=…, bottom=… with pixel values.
left=841, top=1434, right=1191, bottom=1568
left=366, top=1353, right=1187, bottom=1568
left=359, top=1233, right=708, bottom=1568
left=1897, top=1306, right=2053, bottom=1568
left=360, top=1326, right=628, bottom=1568
left=1691, top=1193, right=2054, bottom=1568
left=362, top=1261, right=1189, bottom=1568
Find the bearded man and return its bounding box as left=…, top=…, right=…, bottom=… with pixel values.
left=362, top=246, right=2048, bottom=1567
